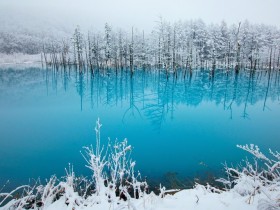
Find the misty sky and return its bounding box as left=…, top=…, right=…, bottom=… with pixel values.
left=0, top=0, right=280, bottom=32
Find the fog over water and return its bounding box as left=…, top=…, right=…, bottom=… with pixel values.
left=0, top=0, right=280, bottom=33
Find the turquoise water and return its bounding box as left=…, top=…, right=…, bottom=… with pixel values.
left=0, top=66, right=279, bottom=189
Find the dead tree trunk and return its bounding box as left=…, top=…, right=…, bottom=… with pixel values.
left=129, top=27, right=134, bottom=77
left=269, top=47, right=273, bottom=71
left=235, top=22, right=241, bottom=74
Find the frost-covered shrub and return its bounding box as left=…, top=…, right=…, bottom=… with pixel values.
left=0, top=119, right=148, bottom=210
left=81, top=118, right=148, bottom=203
left=217, top=144, right=280, bottom=208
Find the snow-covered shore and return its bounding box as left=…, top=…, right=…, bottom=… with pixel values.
left=0, top=120, right=279, bottom=210
left=24, top=184, right=270, bottom=210
left=12, top=185, right=262, bottom=210
left=0, top=53, right=41, bottom=65
left=1, top=174, right=277, bottom=210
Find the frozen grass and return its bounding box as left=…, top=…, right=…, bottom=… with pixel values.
left=0, top=119, right=279, bottom=210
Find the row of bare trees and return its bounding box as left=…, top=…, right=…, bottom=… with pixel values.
left=42, top=19, right=280, bottom=76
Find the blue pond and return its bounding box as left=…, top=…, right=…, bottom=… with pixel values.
left=0, top=66, right=279, bottom=189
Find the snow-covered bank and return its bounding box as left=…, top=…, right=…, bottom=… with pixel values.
left=0, top=53, right=41, bottom=65
left=18, top=185, right=262, bottom=210
left=0, top=184, right=275, bottom=210
left=0, top=119, right=279, bottom=210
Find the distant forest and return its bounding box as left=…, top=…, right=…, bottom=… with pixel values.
left=1, top=19, right=280, bottom=72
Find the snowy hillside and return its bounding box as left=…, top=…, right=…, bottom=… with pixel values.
left=0, top=11, right=72, bottom=54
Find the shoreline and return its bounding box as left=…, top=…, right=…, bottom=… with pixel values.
left=0, top=53, right=42, bottom=66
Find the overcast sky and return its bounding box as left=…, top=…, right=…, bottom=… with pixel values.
left=0, top=0, right=279, bottom=32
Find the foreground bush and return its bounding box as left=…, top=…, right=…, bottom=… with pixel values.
left=0, top=119, right=279, bottom=210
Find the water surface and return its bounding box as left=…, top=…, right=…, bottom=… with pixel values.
left=0, top=66, right=279, bottom=189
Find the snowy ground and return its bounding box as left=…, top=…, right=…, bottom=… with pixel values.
left=1, top=183, right=272, bottom=210
left=37, top=185, right=267, bottom=210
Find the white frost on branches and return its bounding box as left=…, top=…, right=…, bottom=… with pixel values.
left=0, top=119, right=150, bottom=210
left=217, top=144, right=280, bottom=209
